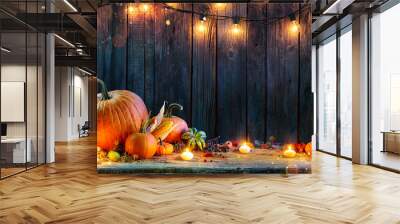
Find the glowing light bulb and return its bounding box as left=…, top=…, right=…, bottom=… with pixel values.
left=142, top=4, right=149, bottom=12
left=232, top=23, right=240, bottom=34
left=165, top=19, right=171, bottom=26
left=290, top=21, right=300, bottom=34
left=215, top=3, right=225, bottom=10
left=198, top=20, right=206, bottom=33
left=128, top=5, right=135, bottom=15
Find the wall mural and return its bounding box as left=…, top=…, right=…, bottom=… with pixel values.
left=97, top=3, right=313, bottom=174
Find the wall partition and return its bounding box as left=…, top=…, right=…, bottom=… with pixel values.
left=0, top=1, right=47, bottom=179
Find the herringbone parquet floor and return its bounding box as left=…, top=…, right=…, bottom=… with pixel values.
left=1, top=136, right=400, bottom=224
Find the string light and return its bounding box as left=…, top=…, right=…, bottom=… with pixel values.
left=215, top=3, right=225, bottom=10
left=232, top=17, right=241, bottom=34
left=197, top=14, right=207, bottom=33
left=289, top=13, right=300, bottom=34
left=128, top=5, right=135, bottom=15
left=142, top=3, right=149, bottom=12
left=165, top=19, right=171, bottom=26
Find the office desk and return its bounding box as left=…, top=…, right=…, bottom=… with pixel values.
left=1, top=138, right=31, bottom=163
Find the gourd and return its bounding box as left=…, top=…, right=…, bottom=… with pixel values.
left=97, top=79, right=148, bottom=151
left=156, top=140, right=174, bottom=155
left=163, top=103, right=189, bottom=143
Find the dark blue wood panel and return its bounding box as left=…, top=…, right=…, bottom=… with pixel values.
left=217, top=4, right=247, bottom=142
left=191, top=3, right=217, bottom=138
left=247, top=3, right=267, bottom=142
left=154, top=3, right=192, bottom=122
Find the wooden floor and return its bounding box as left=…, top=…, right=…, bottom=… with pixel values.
left=1, top=137, right=400, bottom=224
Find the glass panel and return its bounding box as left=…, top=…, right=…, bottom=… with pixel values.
left=339, top=28, right=352, bottom=158
left=1, top=28, right=28, bottom=177
left=371, top=4, right=400, bottom=171
left=318, top=36, right=337, bottom=154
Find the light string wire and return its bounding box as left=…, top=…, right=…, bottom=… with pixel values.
left=101, top=2, right=310, bottom=25
left=159, top=3, right=310, bottom=25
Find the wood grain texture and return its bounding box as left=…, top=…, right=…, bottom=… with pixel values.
left=127, top=3, right=145, bottom=99
left=247, top=3, right=267, bottom=142
left=266, top=4, right=299, bottom=143
left=97, top=3, right=312, bottom=143
left=298, top=4, right=313, bottom=142
left=1, top=137, right=400, bottom=223
left=154, top=3, right=192, bottom=122
left=217, top=3, right=247, bottom=141
left=192, top=3, right=217, bottom=138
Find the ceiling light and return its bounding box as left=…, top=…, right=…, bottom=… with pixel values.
left=54, top=34, right=75, bottom=48
left=1, top=47, right=11, bottom=53
left=63, top=0, right=78, bottom=12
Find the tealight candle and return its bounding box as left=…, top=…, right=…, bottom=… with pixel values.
left=181, top=149, right=194, bottom=161
left=239, top=143, right=251, bottom=154
left=283, top=145, right=297, bottom=158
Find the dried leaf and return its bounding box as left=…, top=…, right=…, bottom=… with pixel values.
left=147, top=101, right=166, bottom=133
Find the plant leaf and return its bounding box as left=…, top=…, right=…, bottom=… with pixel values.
left=196, top=140, right=203, bottom=150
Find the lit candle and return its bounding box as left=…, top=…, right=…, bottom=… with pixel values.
left=181, top=149, right=194, bottom=161
left=239, top=143, right=251, bottom=154
left=283, top=145, right=297, bottom=158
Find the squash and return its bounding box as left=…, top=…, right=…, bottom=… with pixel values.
left=163, top=103, right=189, bottom=143
left=156, top=140, right=174, bottom=155
left=151, top=120, right=176, bottom=141
left=125, top=133, right=157, bottom=159
left=305, top=142, right=312, bottom=156
left=97, top=79, right=148, bottom=151
left=295, top=143, right=305, bottom=153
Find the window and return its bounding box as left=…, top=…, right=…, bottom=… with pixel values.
left=370, top=3, right=400, bottom=171
left=339, top=28, right=352, bottom=158
left=317, top=36, right=337, bottom=154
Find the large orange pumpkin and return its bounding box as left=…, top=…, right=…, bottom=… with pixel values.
left=305, top=142, right=312, bottom=156
left=163, top=103, right=188, bottom=143
left=97, top=79, right=148, bottom=151
left=125, top=133, right=157, bottom=159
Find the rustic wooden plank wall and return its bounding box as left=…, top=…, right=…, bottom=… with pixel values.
left=97, top=3, right=312, bottom=143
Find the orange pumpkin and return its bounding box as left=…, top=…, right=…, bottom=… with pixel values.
left=163, top=103, right=189, bottom=143
left=125, top=133, right=157, bottom=159
left=97, top=79, right=148, bottom=151
left=156, top=141, right=174, bottom=155
left=295, top=143, right=306, bottom=153
left=304, top=142, right=312, bottom=156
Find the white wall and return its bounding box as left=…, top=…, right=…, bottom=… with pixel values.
left=55, top=67, right=89, bottom=141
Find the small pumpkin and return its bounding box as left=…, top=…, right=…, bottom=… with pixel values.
left=156, top=140, right=174, bottom=155
left=97, top=79, right=148, bottom=151
left=295, top=143, right=306, bottom=153
left=163, top=103, right=189, bottom=143
left=304, top=142, right=312, bottom=156
left=124, top=119, right=157, bottom=159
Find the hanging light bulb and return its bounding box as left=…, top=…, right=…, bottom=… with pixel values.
left=197, top=14, right=207, bottom=33
left=288, top=13, right=300, bottom=34
left=232, top=17, right=241, bottom=34
left=215, top=3, right=225, bottom=10
left=165, top=19, right=171, bottom=26
left=128, top=5, right=135, bottom=15
left=142, top=3, right=149, bottom=13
